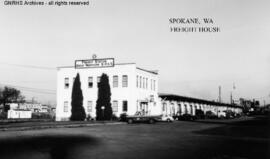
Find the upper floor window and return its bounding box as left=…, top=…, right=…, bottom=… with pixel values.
left=139, top=76, right=142, bottom=88
left=112, top=100, right=118, bottom=112
left=143, top=77, right=145, bottom=89
left=153, top=80, right=156, bottom=91
left=122, top=75, right=128, bottom=87
left=88, top=77, right=93, bottom=88
left=64, top=101, right=68, bottom=112
left=150, top=79, right=153, bottom=90
left=146, top=78, right=148, bottom=89
left=87, top=101, right=92, bottom=112
left=64, top=78, right=69, bottom=89
left=113, top=75, right=118, bottom=88
left=136, top=75, right=139, bottom=88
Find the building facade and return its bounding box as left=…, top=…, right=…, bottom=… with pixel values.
left=56, top=58, right=160, bottom=121
left=159, top=93, right=243, bottom=117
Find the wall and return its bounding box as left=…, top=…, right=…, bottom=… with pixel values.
left=56, top=63, right=159, bottom=121
left=7, top=110, right=32, bottom=119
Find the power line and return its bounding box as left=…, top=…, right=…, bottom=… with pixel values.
left=0, top=83, right=56, bottom=95
left=20, top=89, right=56, bottom=95
left=0, top=62, right=56, bottom=70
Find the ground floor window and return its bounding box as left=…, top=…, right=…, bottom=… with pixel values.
left=184, top=104, right=188, bottom=114
left=122, top=100, right=128, bottom=112
left=87, top=101, right=92, bottom=112
left=112, top=100, right=118, bottom=112
left=162, top=103, right=166, bottom=112
left=64, top=101, right=68, bottom=112
left=178, top=104, right=182, bottom=114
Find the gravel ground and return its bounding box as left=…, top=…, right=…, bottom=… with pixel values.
left=0, top=115, right=269, bottom=159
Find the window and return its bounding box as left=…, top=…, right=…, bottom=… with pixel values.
left=178, top=104, right=182, bottom=114
left=143, top=77, right=145, bottom=89
left=112, top=100, right=118, bottom=112
left=184, top=104, right=188, bottom=114
left=136, top=76, right=139, bottom=88
left=87, top=101, right=92, bottom=112
left=88, top=77, right=93, bottom=88
left=64, top=101, right=68, bottom=112
left=146, top=78, right=148, bottom=89
left=162, top=103, right=166, bottom=111
left=150, top=79, right=153, bottom=90
left=113, top=76, right=118, bottom=88
left=190, top=105, right=193, bottom=114
left=97, top=76, right=101, bottom=86
left=122, top=75, right=128, bottom=87
left=139, top=76, right=142, bottom=88
left=153, top=80, right=156, bottom=91
left=64, top=78, right=69, bottom=88
left=123, top=100, right=128, bottom=111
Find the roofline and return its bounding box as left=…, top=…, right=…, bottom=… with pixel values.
left=57, top=63, right=136, bottom=69
left=158, top=93, right=243, bottom=108
left=57, top=63, right=159, bottom=75
left=136, top=67, right=158, bottom=75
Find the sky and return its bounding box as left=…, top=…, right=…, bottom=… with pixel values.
left=0, top=0, right=269, bottom=105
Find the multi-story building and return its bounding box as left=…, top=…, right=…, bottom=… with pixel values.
left=56, top=57, right=160, bottom=121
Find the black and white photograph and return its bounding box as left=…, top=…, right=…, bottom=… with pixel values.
left=0, top=0, right=269, bottom=159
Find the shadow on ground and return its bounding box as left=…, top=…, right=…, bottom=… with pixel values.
left=194, top=115, right=270, bottom=138
left=0, top=135, right=98, bottom=159
left=193, top=115, right=270, bottom=159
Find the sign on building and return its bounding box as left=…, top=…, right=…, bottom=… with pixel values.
left=75, top=58, right=115, bottom=69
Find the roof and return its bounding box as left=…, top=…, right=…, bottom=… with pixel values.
left=57, top=63, right=158, bottom=75
left=136, top=67, right=158, bottom=75
left=159, top=93, right=243, bottom=108
left=57, top=63, right=136, bottom=69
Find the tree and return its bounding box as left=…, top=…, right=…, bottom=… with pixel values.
left=0, top=86, right=25, bottom=112
left=96, top=73, right=112, bottom=120
left=70, top=73, right=86, bottom=121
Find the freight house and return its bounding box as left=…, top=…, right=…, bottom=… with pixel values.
left=56, top=57, right=159, bottom=121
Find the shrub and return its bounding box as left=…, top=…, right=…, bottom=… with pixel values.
left=195, top=109, right=205, bottom=119
left=0, top=112, right=7, bottom=119
left=70, top=73, right=86, bottom=121
left=205, top=111, right=218, bottom=119
left=32, top=112, right=53, bottom=119
left=86, top=114, right=95, bottom=121
left=96, top=73, right=112, bottom=120
left=111, top=114, right=119, bottom=121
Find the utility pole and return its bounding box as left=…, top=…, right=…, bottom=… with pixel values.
left=218, top=86, right=221, bottom=103
left=32, top=97, right=35, bottom=104
left=230, top=83, right=236, bottom=105
left=230, top=92, right=233, bottom=104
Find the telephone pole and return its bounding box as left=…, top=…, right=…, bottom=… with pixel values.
left=230, top=92, right=233, bottom=104
left=218, top=86, right=221, bottom=103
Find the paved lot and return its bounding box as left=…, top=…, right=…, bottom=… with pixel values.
left=0, top=116, right=269, bottom=159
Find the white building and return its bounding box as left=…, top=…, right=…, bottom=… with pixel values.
left=19, top=103, right=44, bottom=112
left=56, top=57, right=160, bottom=121
left=159, top=93, right=243, bottom=117
left=7, top=109, right=32, bottom=119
